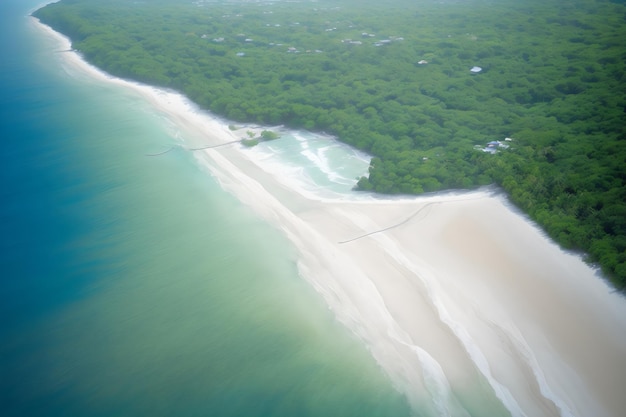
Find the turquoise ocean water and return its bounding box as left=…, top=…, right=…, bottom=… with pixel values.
left=0, top=1, right=414, bottom=416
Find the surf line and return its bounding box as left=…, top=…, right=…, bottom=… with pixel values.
left=146, top=139, right=241, bottom=156
left=338, top=202, right=438, bottom=244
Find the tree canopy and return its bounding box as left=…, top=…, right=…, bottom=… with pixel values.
left=34, top=0, right=626, bottom=289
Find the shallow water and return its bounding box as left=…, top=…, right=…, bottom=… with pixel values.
left=0, top=2, right=412, bottom=416
left=243, top=130, right=371, bottom=198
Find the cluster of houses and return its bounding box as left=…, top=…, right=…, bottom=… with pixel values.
left=198, top=5, right=414, bottom=56
left=285, top=46, right=323, bottom=54
left=200, top=11, right=486, bottom=68
left=201, top=28, right=486, bottom=78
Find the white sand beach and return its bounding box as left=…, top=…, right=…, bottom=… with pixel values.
left=203, top=146, right=626, bottom=417
left=34, top=17, right=626, bottom=417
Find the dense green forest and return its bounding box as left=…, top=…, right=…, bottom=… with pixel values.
left=34, top=0, right=626, bottom=289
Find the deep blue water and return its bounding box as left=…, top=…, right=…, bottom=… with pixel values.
left=0, top=2, right=99, bottom=333
left=0, top=1, right=413, bottom=416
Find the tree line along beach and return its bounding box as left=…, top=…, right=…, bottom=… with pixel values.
left=32, top=0, right=626, bottom=288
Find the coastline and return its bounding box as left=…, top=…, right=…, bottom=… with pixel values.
left=31, top=15, right=626, bottom=417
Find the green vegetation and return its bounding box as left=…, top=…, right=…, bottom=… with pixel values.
left=261, top=130, right=281, bottom=141
left=34, top=0, right=626, bottom=289
left=241, top=138, right=260, bottom=147
left=239, top=129, right=280, bottom=147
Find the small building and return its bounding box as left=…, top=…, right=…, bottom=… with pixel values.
left=470, top=66, right=482, bottom=73
left=480, top=139, right=509, bottom=154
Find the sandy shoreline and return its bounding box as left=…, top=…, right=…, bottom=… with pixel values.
left=32, top=15, right=626, bottom=417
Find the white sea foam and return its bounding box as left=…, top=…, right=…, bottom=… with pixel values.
left=411, top=346, right=456, bottom=417
left=318, top=145, right=352, bottom=184
left=362, top=226, right=529, bottom=417
left=199, top=151, right=427, bottom=413
left=240, top=131, right=371, bottom=201
left=496, top=323, right=576, bottom=417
